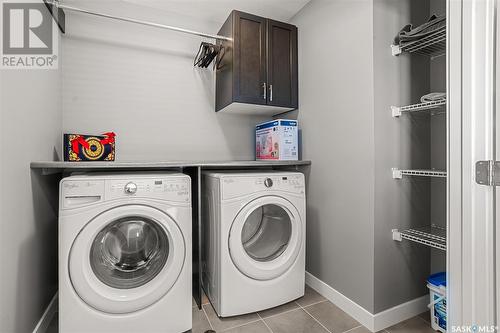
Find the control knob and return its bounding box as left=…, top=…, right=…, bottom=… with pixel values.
left=264, top=178, right=273, bottom=188
left=124, top=182, right=138, bottom=194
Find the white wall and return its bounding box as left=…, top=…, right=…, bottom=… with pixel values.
left=291, top=0, right=376, bottom=312
left=0, top=3, right=62, bottom=331
left=61, top=1, right=268, bottom=161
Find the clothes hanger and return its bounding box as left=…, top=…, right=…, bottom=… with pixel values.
left=194, top=42, right=210, bottom=67
left=202, top=44, right=217, bottom=68
left=193, top=43, right=205, bottom=66
left=215, top=45, right=226, bottom=70
left=194, top=40, right=224, bottom=69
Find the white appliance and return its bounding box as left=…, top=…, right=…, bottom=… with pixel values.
left=59, top=173, right=192, bottom=333
left=202, top=171, right=306, bottom=317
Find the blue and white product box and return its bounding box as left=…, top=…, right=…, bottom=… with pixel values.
left=256, top=119, right=298, bottom=161
left=427, top=272, right=446, bottom=333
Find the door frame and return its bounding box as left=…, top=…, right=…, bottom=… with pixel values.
left=448, top=0, right=498, bottom=328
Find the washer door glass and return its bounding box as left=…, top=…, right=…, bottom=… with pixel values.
left=229, top=196, right=303, bottom=281
left=69, top=205, right=186, bottom=314
left=241, top=204, right=292, bottom=262
left=90, top=216, right=169, bottom=289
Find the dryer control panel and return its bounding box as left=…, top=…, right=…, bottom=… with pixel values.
left=221, top=173, right=305, bottom=200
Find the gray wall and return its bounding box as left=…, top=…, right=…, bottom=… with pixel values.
left=429, top=0, right=447, bottom=274
left=61, top=1, right=267, bottom=161
left=0, top=2, right=62, bottom=331
left=372, top=0, right=433, bottom=313
left=291, top=0, right=376, bottom=312
left=292, top=0, right=441, bottom=314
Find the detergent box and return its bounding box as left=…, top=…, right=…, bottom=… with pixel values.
left=427, top=272, right=446, bottom=333
left=256, top=119, right=298, bottom=161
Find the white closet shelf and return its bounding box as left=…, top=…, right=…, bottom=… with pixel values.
left=391, top=100, right=446, bottom=117
left=392, top=225, right=446, bottom=251
left=392, top=168, right=447, bottom=179
left=391, top=25, right=446, bottom=58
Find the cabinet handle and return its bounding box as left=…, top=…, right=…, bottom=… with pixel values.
left=269, top=84, right=273, bottom=102
left=263, top=83, right=267, bottom=100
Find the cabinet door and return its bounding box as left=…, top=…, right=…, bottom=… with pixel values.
left=233, top=11, right=267, bottom=105
left=267, top=20, right=298, bottom=108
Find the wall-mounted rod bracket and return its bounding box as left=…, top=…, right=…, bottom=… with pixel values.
left=43, top=0, right=65, bottom=33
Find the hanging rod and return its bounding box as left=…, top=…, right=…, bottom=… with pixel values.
left=45, top=0, right=232, bottom=42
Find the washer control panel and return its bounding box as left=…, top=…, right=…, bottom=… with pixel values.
left=222, top=173, right=305, bottom=200
left=61, top=175, right=191, bottom=209
left=107, top=177, right=190, bottom=202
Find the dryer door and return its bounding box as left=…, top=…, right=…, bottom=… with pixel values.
left=69, top=205, right=185, bottom=314
left=228, top=196, right=303, bottom=281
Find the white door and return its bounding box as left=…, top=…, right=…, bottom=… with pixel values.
left=448, top=0, right=498, bottom=329
left=228, top=196, right=303, bottom=281
left=496, top=0, right=500, bottom=326
left=69, top=205, right=186, bottom=314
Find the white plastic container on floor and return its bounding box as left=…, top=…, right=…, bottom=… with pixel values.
left=427, top=272, right=446, bottom=333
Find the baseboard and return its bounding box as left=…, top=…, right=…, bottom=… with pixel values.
left=32, top=292, right=58, bottom=333
left=305, top=272, right=428, bottom=332
left=372, top=294, right=429, bottom=331
left=305, top=272, right=374, bottom=330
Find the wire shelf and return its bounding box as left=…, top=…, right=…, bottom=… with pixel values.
left=392, top=225, right=446, bottom=251
left=391, top=25, right=446, bottom=58
left=391, top=100, right=446, bottom=117
left=392, top=168, right=447, bottom=179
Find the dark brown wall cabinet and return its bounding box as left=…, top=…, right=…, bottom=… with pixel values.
left=216, top=11, right=298, bottom=115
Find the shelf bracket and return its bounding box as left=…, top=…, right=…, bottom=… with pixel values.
left=391, top=106, right=402, bottom=117
left=392, top=168, right=403, bottom=179
left=41, top=168, right=63, bottom=176
left=392, top=229, right=402, bottom=242
left=391, top=44, right=402, bottom=56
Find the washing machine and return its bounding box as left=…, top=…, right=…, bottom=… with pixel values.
left=59, top=173, right=191, bottom=333
left=202, top=171, right=306, bottom=317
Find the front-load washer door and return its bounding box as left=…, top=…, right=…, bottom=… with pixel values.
left=228, top=196, right=303, bottom=281
left=69, top=205, right=185, bottom=314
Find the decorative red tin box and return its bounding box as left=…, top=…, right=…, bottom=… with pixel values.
left=63, top=132, right=115, bottom=162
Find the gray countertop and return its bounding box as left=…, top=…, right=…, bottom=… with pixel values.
left=31, top=160, right=311, bottom=173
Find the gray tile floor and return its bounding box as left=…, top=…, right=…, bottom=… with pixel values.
left=192, top=286, right=436, bottom=333
left=47, top=286, right=435, bottom=333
